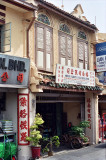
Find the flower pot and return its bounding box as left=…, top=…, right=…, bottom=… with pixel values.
left=48, top=151, right=53, bottom=156
left=31, top=146, right=41, bottom=159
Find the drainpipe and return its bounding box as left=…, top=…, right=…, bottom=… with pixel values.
left=27, top=11, right=35, bottom=58
left=26, top=11, right=36, bottom=90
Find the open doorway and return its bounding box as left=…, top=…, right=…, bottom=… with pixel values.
left=36, top=103, right=63, bottom=137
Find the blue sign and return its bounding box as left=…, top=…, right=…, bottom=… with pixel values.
left=96, top=42, right=106, bottom=56
left=96, top=72, right=106, bottom=85
left=96, top=42, right=106, bottom=72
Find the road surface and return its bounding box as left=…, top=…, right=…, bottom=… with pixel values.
left=41, top=143, right=106, bottom=160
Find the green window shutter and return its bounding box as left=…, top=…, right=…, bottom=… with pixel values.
left=1, top=22, right=11, bottom=53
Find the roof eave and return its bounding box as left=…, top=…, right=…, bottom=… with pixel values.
left=2, top=0, right=37, bottom=11
left=37, top=0, right=98, bottom=32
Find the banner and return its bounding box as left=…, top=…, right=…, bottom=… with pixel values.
left=96, top=42, right=106, bottom=72
left=56, top=64, right=95, bottom=86
left=18, top=94, right=29, bottom=145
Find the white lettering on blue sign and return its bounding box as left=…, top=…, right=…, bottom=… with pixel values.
left=97, top=46, right=106, bottom=52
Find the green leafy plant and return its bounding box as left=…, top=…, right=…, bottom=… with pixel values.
left=79, top=121, right=90, bottom=128
left=26, top=113, right=44, bottom=146
left=80, top=135, right=89, bottom=142
left=42, top=136, right=60, bottom=154
left=71, top=121, right=90, bottom=142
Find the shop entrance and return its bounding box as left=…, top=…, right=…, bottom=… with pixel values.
left=0, top=93, right=6, bottom=119
left=36, top=91, right=85, bottom=137
left=98, top=95, right=106, bottom=141
left=36, top=103, right=63, bottom=137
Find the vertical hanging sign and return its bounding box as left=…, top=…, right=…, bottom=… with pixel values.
left=18, top=94, right=29, bottom=145
left=87, top=98, right=91, bottom=129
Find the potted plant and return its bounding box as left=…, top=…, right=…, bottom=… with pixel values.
left=42, top=135, right=60, bottom=156
left=79, top=121, right=90, bottom=143
left=71, top=120, right=90, bottom=148
left=26, top=113, right=44, bottom=159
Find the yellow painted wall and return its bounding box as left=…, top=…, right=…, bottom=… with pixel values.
left=63, top=102, right=81, bottom=126
left=5, top=7, right=26, bottom=57
left=29, top=7, right=97, bottom=91
left=98, top=33, right=106, bottom=42
left=35, top=9, right=96, bottom=76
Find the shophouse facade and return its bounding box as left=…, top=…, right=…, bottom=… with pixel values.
left=0, top=0, right=104, bottom=159
left=96, top=33, right=106, bottom=116
left=94, top=33, right=106, bottom=139
left=0, top=0, right=37, bottom=160
left=26, top=0, right=103, bottom=155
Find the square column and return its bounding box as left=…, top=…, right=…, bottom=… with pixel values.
left=18, top=89, right=36, bottom=160
left=85, top=92, right=99, bottom=144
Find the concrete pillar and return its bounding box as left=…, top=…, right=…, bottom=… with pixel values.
left=93, top=94, right=99, bottom=144
left=85, top=92, right=99, bottom=144
left=29, top=91, right=36, bottom=125
left=18, top=89, right=36, bottom=160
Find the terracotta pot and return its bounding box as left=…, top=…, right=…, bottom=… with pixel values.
left=48, top=151, right=53, bottom=156
left=31, top=146, right=41, bottom=159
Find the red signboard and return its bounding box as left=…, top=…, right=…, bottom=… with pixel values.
left=87, top=98, right=91, bottom=129
left=18, top=94, right=29, bottom=145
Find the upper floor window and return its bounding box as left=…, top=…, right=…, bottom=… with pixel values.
left=37, top=14, right=50, bottom=25
left=78, top=31, right=87, bottom=40
left=59, top=24, right=72, bottom=67
left=78, top=31, right=88, bottom=70
left=59, top=24, right=70, bottom=34
left=35, top=14, right=52, bottom=72
left=0, top=23, right=11, bottom=53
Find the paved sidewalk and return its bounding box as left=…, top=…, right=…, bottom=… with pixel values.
left=39, top=145, right=86, bottom=159
left=39, top=145, right=71, bottom=159
left=38, top=142, right=106, bottom=160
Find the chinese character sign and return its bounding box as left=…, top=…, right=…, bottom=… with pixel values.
left=18, top=94, right=29, bottom=145
left=0, top=54, right=30, bottom=87
left=1, top=72, right=9, bottom=82
left=87, top=98, right=91, bottom=129
left=56, top=64, right=95, bottom=86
